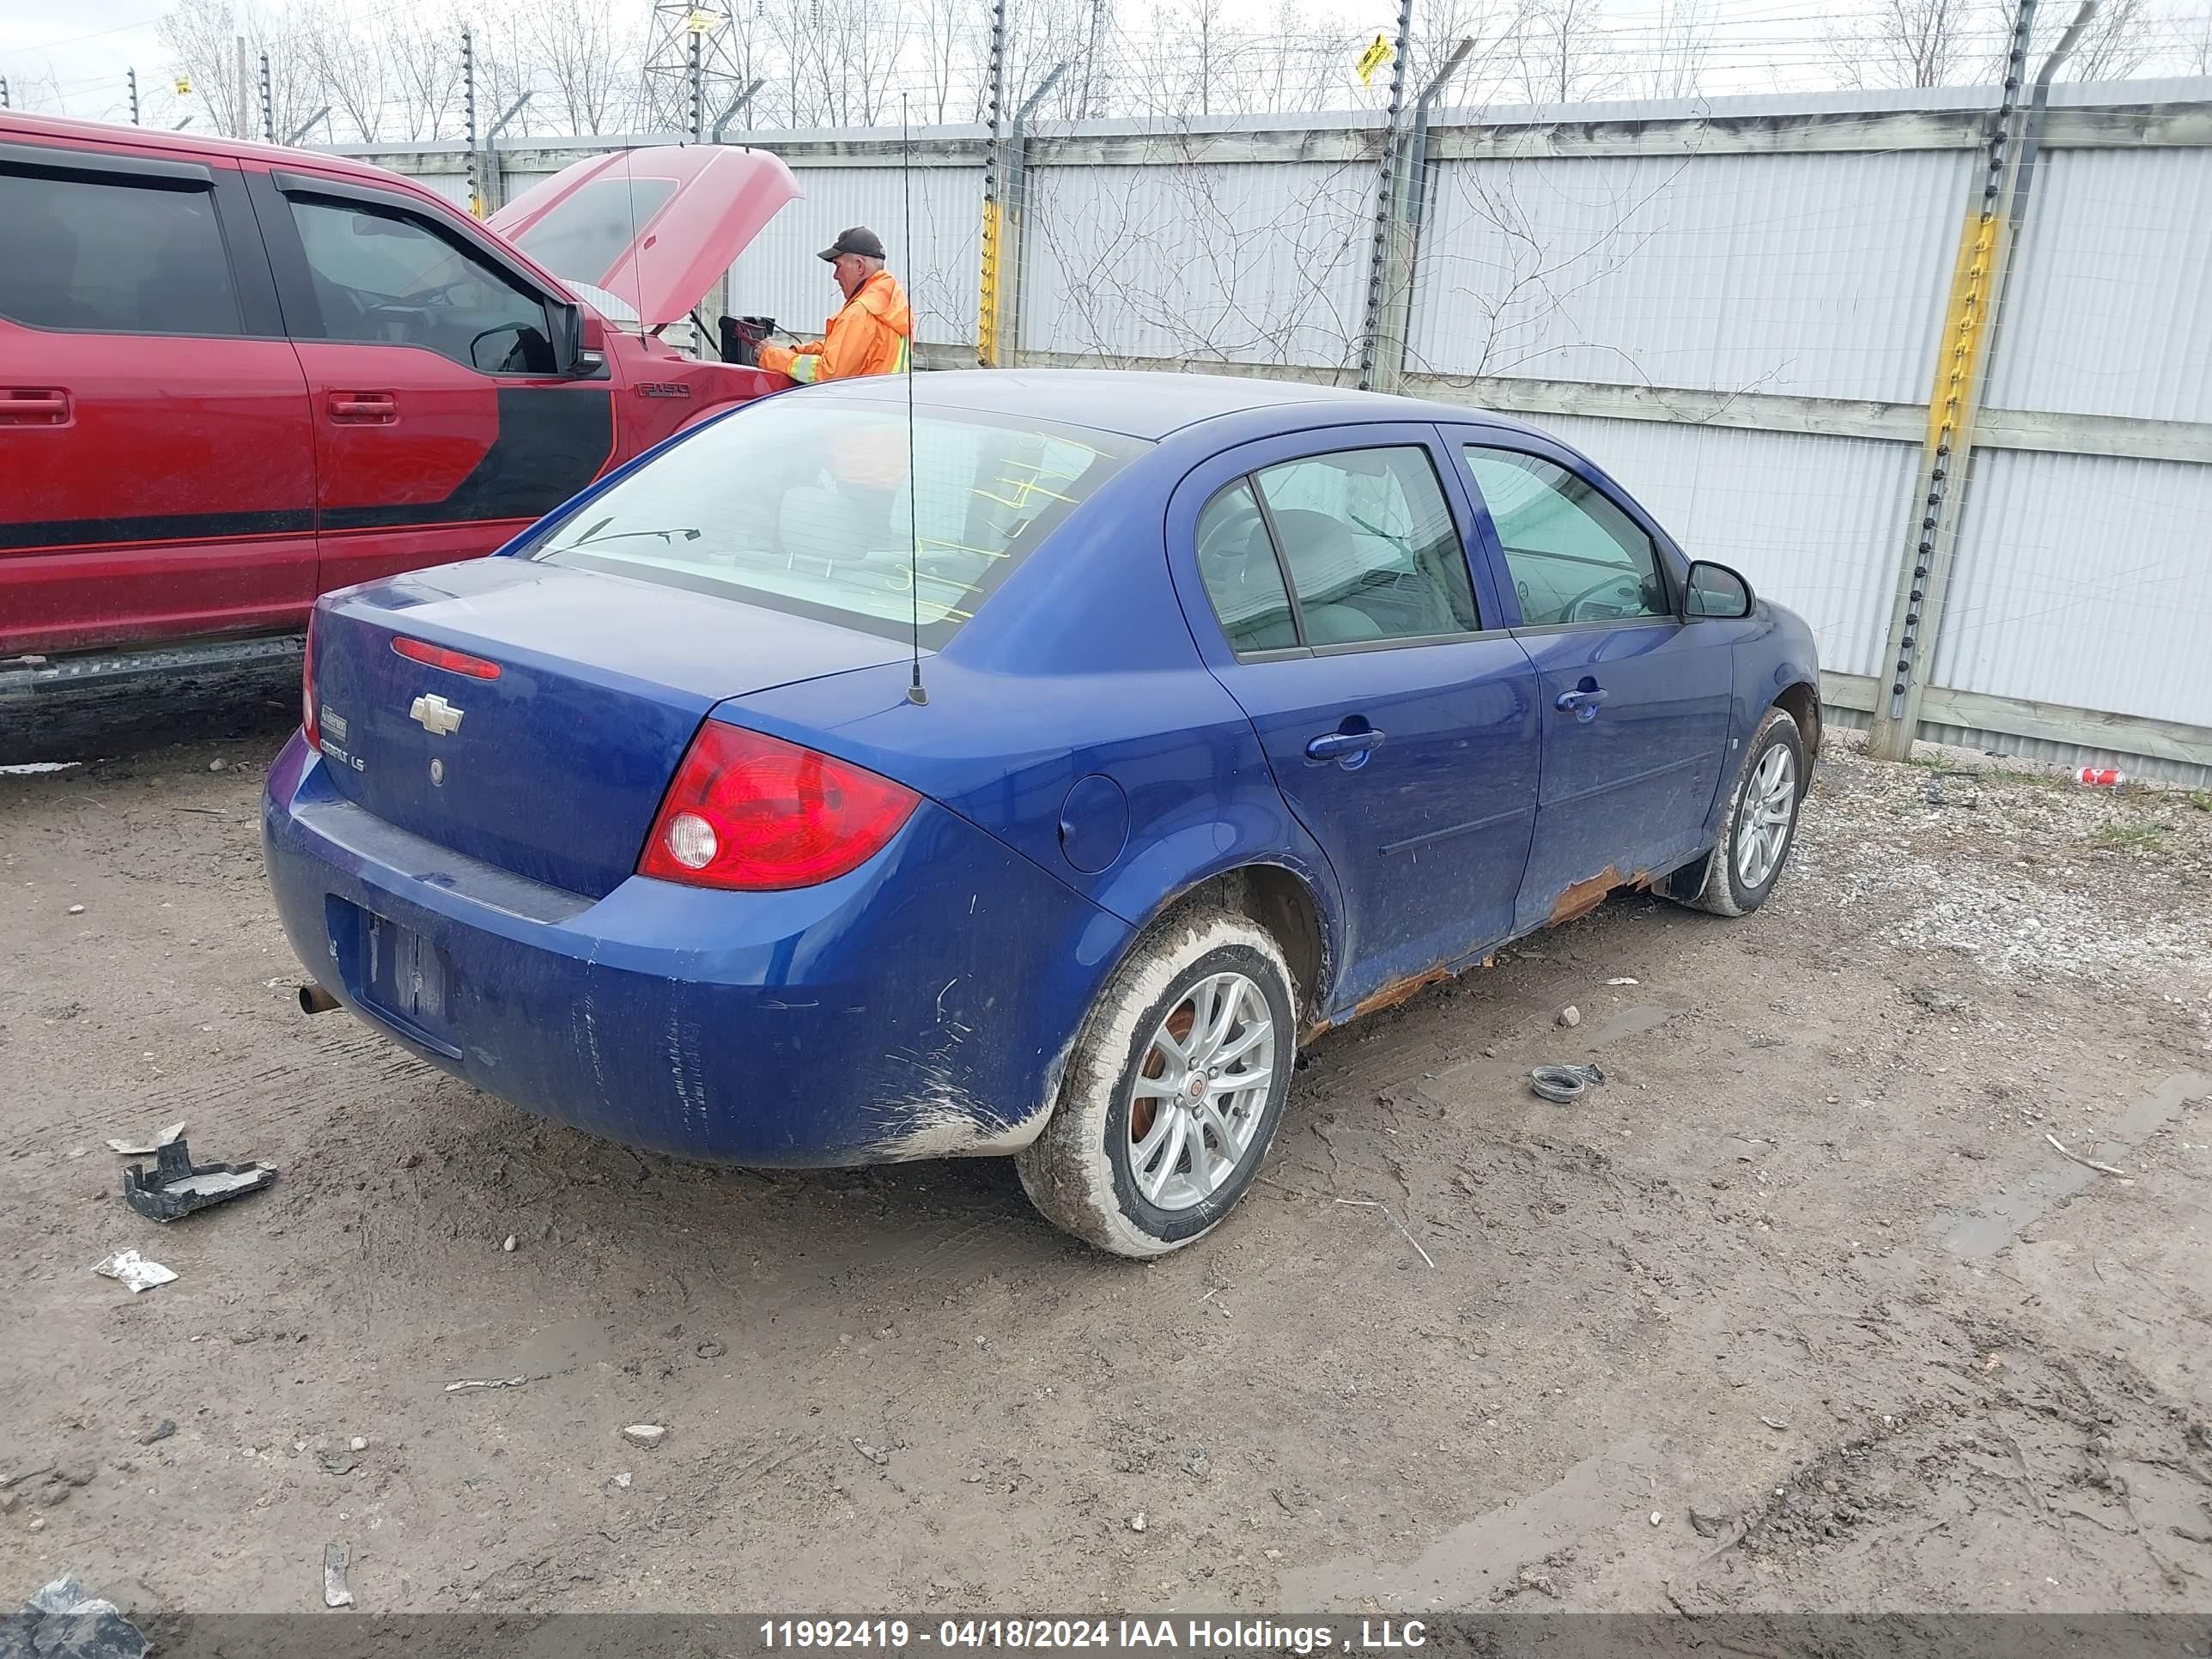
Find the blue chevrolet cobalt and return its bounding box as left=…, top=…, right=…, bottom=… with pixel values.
left=264, top=370, right=1820, bottom=1255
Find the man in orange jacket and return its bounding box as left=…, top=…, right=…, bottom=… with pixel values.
left=759, top=227, right=913, bottom=383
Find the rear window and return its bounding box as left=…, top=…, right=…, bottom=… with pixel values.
left=531, top=398, right=1147, bottom=647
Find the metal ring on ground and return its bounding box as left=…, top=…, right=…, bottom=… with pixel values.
left=1528, top=1062, right=1606, bottom=1104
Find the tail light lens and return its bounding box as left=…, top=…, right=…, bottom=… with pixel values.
left=637, top=721, right=920, bottom=891
left=302, top=611, right=319, bottom=750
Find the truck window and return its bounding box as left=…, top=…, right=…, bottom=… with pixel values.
left=0, top=167, right=242, bottom=337
left=287, top=196, right=556, bottom=374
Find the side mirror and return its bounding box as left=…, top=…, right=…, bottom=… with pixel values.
left=1684, top=560, right=1753, bottom=621
left=550, top=302, right=602, bottom=377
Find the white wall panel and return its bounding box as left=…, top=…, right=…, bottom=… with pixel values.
left=1411, top=147, right=1972, bottom=405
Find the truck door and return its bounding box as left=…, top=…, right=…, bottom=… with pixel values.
left=0, top=142, right=314, bottom=656
left=250, top=170, right=615, bottom=595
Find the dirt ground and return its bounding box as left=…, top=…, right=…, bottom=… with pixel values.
left=3, top=715, right=2209, bottom=1618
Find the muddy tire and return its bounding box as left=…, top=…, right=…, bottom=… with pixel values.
left=1017, top=908, right=1296, bottom=1258
left=1670, top=705, right=1807, bottom=918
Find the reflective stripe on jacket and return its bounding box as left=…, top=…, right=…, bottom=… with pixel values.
left=759, top=270, right=913, bottom=383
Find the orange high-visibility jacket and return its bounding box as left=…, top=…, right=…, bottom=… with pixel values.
left=759, top=270, right=913, bottom=383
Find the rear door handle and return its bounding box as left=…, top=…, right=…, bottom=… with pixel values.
left=1555, top=687, right=1609, bottom=722
left=1306, top=729, right=1385, bottom=763
left=328, top=391, right=397, bottom=424
left=0, top=388, right=71, bottom=426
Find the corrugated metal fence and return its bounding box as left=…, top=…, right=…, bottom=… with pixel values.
left=339, top=80, right=2212, bottom=783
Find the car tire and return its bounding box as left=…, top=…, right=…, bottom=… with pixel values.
left=1670, top=705, right=1807, bottom=918
left=1017, top=907, right=1297, bottom=1258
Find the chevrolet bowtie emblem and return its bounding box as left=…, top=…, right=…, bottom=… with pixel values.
left=410, top=693, right=465, bottom=737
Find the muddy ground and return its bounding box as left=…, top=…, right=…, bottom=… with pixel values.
left=3, top=717, right=2209, bottom=1618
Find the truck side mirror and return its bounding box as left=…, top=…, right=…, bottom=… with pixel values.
left=552, top=302, right=602, bottom=377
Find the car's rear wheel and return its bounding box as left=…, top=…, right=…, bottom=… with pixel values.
left=1669, top=704, right=1807, bottom=917
left=1017, top=908, right=1296, bottom=1257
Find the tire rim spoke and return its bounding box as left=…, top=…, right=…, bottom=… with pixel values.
left=1735, top=744, right=1797, bottom=889
left=1126, top=969, right=1277, bottom=1213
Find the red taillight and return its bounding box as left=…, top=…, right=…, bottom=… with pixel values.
left=302, top=611, right=319, bottom=750
left=392, top=636, right=502, bottom=679
left=637, top=722, right=920, bottom=891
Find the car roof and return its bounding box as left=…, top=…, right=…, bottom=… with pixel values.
left=806, top=368, right=1539, bottom=442
left=0, top=110, right=410, bottom=191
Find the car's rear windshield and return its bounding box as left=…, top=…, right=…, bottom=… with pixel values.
left=531, top=398, right=1148, bottom=647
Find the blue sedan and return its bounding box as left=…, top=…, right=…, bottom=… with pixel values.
left=264, top=370, right=1820, bottom=1255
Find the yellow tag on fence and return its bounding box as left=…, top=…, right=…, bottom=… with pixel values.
left=1356, top=34, right=1394, bottom=86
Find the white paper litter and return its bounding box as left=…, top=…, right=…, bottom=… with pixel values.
left=94, top=1249, right=178, bottom=1292
left=106, top=1121, right=187, bottom=1156
left=0, top=761, right=82, bottom=775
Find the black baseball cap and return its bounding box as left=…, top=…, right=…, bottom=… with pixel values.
left=817, top=227, right=886, bottom=262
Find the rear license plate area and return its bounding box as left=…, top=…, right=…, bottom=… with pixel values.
left=325, top=896, right=461, bottom=1056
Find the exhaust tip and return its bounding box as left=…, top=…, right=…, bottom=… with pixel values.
left=298, top=983, right=342, bottom=1016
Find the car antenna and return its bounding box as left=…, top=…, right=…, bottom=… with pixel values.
left=902, top=93, right=927, bottom=708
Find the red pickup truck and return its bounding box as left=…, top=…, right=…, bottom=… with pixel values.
left=0, top=114, right=800, bottom=746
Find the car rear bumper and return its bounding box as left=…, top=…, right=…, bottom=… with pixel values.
left=261, top=733, right=1132, bottom=1165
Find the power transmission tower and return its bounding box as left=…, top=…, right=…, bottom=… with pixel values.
left=128, top=69, right=141, bottom=125
left=643, top=3, right=747, bottom=140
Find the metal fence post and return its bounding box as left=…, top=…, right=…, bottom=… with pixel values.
left=1866, top=0, right=2041, bottom=760
left=462, top=27, right=483, bottom=216
left=1368, top=39, right=1472, bottom=395
left=1356, top=0, right=1418, bottom=392
left=977, top=0, right=1011, bottom=367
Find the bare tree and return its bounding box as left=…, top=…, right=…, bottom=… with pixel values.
left=385, top=10, right=466, bottom=142
left=1634, top=0, right=1713, bottom=99
left=2027, top=0, right=2160, bottom=80
left=1512, top=0, right=1624, bottom=105
left=471, top=15, right=538, bottom=140
left=160, top=0, right=254, bottom=137
left=913, top=0, right=985, bottom=123
left=519, top=0, right=635, bottom=134
left=297, top=3, right=390, bottom=143
left=1825, top=0, right=1985, bottom=88
left=0, top=64, right=70, bottom=116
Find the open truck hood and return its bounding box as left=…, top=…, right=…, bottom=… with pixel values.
left=490, top=146, right=800, bottom=331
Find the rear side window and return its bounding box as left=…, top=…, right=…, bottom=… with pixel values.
left=288, top=197, right=556, bottom=373
left=1196, top=481, right=1297, bottom=653
left=532, top=398, right=1146, bottom=647
left=1460, top=447, right=1668, bottom=626
left=1251, top=446, right=1479, bottom=647
left=0, top=168, right=240, bottom=336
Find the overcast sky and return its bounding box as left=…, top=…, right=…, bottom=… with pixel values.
left=5, top=0, right=2208, bottom=131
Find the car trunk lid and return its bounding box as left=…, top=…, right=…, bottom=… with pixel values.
left=309, top=558, right=902, bottom=898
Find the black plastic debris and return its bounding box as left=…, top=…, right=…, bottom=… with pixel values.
left=3, top=1577, right=149, bottom=1659
left=122, top=1137, right=276, bottom=1222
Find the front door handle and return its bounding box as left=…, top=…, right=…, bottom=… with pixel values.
left=0, top=388, right=71, bottom=426
left=1306, top=728, right=1385, bottom=764
left=1555, top=686, right=1608, bottom=723
left=328, top=391, right=397, bottom=424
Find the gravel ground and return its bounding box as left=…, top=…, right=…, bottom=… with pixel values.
left=2, top=717, right=2209, bottom=1617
